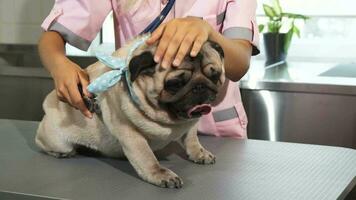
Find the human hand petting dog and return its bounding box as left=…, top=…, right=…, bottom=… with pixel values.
left=146, top=16, right=213, bottom=68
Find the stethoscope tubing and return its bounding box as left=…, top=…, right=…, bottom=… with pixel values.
left=140, top=0, right=176, bottom=34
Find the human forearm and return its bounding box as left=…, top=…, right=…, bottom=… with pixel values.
left=38, top=31, right=67, bottom=74
left=209, top=30, right=252, bottom=82
left=38, top=31, right=92, bottom=118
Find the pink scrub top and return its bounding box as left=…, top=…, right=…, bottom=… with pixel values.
left=42, top=0, right=260, bottom=139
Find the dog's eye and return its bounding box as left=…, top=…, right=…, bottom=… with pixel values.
left=164, top=79, right=185, bottom=94
left=209, top=66, right=221, bottom=84
left=203, top=64, right=221, bottom=84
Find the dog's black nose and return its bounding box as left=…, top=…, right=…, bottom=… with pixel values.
left=192, top=83, right=207, bottom=94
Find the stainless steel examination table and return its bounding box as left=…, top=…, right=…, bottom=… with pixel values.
left=0, top=119, right=355, bottom=200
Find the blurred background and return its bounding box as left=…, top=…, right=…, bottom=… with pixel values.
left=0, top=0, right=355, bottom=149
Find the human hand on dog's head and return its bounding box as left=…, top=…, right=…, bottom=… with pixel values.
left=146, top=16, right=213, bottom=69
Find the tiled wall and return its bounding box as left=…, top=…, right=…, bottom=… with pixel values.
left=0, top=0, right=54, bottom=44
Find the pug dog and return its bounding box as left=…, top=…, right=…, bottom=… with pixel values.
left=35, top=35, right=225, bottom=188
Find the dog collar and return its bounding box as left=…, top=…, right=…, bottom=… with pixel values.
left=87, top=34, right=150, bottom=106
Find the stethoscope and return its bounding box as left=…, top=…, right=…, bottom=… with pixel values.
left=140, top=0, right=176, bottom=34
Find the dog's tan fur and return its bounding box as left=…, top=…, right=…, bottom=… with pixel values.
left=36, top=36, right=225, bottom=188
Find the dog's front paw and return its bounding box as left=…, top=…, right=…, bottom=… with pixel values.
left=147, top=165, right=183, bottom=188
left=188, top=147, right=216, bottom=165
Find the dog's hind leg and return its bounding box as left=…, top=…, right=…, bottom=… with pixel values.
left=35, top=116, right=76, bottom=158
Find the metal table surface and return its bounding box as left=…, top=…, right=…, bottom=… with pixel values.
left=0, top=119, right=355, bottom=200
left=240, top=60, right=356, bottom=96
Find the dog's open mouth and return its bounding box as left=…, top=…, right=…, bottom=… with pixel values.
left=166, top=103, right=212, bottom=119
left=164, top=93, right=215, bottom=119
left=160, top=82, right=217, bottom=119
left=187, top=104, right=212, bottom=118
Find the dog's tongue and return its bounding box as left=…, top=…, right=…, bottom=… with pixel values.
left=187, top=104, right=212, bottom=118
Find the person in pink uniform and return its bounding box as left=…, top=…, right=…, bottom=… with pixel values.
left=39, top=0, right=260, bottom=139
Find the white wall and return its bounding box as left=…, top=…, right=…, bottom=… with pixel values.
left=0, top=0, right=54, bottom=44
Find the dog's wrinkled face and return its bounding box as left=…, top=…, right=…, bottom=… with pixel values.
left=128, top=41, right=225, bottom=120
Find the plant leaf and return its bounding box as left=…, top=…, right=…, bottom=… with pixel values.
left=267, top=22, right=273, bottom=32
left=282, top=12, right=309, bottom=20
left=267, top=21, right=282, bottom=33
left=272, top=0, right=282, bottom=16
left=263, top=4, right=277, bottom=19
left=293, top=25, right=301, bottom=38
left=258, top=24, right=265, bottom=33
left=268, top=21, right=274, bottom=33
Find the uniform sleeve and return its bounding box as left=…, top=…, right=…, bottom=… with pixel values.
left=222, top=0, right=260, bottom=55
left=41, top=0, right=112, bottom=51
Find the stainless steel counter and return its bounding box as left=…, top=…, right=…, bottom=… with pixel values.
left=0, top=44, right=97, bottom=68
left=240, top=60, right=356, bottom=149
left=240, top=60, right=356, bottom=95
left=0, top=65, right=53, bottom=121
left=0, top=44, right=96, bottom=121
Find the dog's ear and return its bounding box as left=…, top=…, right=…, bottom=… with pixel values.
left=128, top=51, right=157, bottom=81
left=209, top=41, right=224, bottom=59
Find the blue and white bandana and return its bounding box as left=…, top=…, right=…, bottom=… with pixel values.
left=87, top=34, right=150, bottom=94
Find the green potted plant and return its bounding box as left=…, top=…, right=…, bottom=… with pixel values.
left=259, top=0, right=309, bottom=65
